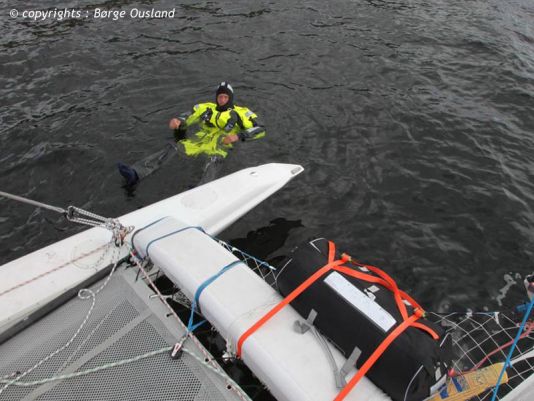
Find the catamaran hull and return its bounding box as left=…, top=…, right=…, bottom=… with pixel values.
left=0, top=163, right=303, bottom=338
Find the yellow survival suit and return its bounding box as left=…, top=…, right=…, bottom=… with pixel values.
left=178, top=102, right=265, bottom=157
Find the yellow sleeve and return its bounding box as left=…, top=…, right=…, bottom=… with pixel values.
left=183, top=103, right=206, bottom=128
left=234, top=106, right=257, bottom=130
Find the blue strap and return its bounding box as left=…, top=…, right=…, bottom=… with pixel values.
left=144, top=225, right=206, bottom=259
left=491, top=295, right=534, bottom=401
left=187, top=260, right=242, bottom=332
left=130, top=216, right=168, bottom=253
left=451, top=376, right=463, bottom=392
left=133, top=218, right=274, bottom=273
left=188, top=319, right=207, bottom=333
left=130, top=218, right=271, bottom=335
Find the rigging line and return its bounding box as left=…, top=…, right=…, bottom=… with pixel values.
left=0, top=190, right=65, bottom=214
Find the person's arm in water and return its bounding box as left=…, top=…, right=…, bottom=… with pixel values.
left=169, top=117, right=187, bottom=141
left=222, top=110, right=266, bottom=145
left=169, top=104, right=207, bottom=141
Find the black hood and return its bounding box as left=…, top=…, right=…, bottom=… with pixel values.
left=215, top=82, right=234, bottom=111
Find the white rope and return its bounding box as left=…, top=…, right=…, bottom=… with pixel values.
left=130, top=251, right=253, bottom=401
left=0, top=234, right=261, bottom=400
left=0, top=347, right=172, bottom=386
left=0, top=345, right=247, bottom=396
left=0, top=243, right=121, bottom=396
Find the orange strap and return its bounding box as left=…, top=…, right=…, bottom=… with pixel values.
left=334, top=310, right=424, bottom=401
left=332, top=264, right=438, bottom=340
left=344, top=257, right=412, bottom=318
left=237, top=241, right=339, bottom=358
left=237, top=259, right=345, bottom=357
left=236, top=240, right=438, bottom=400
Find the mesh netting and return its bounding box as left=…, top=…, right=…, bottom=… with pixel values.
left=127, top=236, right=277, bottom=313
left=218, top=238, right=534, bottom=400
left=428, top=310, right=534, bottom=400
left=18, top=228, right=528, bottom=401
left=218, top=240, right=277, bottom=287
left=219, top=236, right=534, bottom=400
left=0, top=266, right=248, bottom=401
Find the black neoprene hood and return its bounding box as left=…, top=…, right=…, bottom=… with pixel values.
left=215, top=82, right=234, bottom=111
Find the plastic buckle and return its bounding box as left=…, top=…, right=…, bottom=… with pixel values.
left=415, top=308, right=426, bottom=318
left=171, top=342, right=184, bottom=359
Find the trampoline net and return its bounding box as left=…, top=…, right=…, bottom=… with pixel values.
left=428, top=310, right=533, bottom=400
left=0, top=267, right=248, bottom=401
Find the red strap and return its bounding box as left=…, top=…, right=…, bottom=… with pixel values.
left=327, top=240, right=335, bottom=263
left=236, top=239, right=439, bottom=397
left=362, top=265, right=438, bottom=339
left=237, top=242, right=343, bottom=358
left=341, top=260, right=439, bottom=340
left=366, top=264, right=409, bottom=320
left=334, top=310, right=423, bottom=401
left=333, top=266, right=393, bottom=290
left=345, top=259, right=409, bottom=320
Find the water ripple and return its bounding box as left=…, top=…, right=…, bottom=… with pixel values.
left=1, top=0, right=534, bottom=312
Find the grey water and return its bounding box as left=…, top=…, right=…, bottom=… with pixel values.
left=1, top=0, right=534, bottom=318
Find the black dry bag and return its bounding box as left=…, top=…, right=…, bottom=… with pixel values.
left=276, top=239, right=452, bottom=401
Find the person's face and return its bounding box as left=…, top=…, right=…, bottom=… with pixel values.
left=217, top=93, right=230, bottom=107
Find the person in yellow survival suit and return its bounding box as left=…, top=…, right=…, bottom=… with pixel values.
left=169, top=82, right=265, bottom=157
left=117, top=82, right=265, bottom=187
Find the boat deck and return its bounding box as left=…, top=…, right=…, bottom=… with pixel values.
left=0, top=266, right=250, bottom=401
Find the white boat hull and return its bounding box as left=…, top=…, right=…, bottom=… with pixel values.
left=0, top=163, right=303, bottom=337
left=133, top=216, right=390, bottom=401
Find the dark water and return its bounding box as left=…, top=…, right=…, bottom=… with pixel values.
left=2, top=0, right=534, bottom=316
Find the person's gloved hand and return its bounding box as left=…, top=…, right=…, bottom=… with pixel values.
left=222, top=134, right=239, bottom=145
left=169, top=118, right=181, bottom=130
